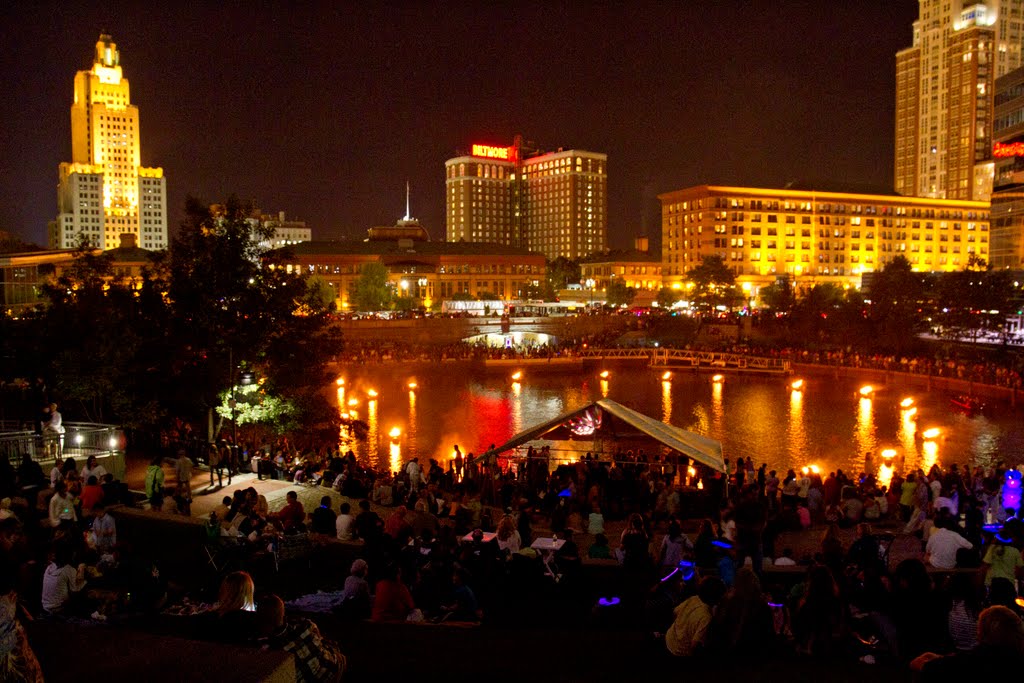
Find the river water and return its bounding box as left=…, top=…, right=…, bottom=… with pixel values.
left=332, top=363, right=1024, bottom=484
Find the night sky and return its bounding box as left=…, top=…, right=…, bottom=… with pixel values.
left=0, top=0, right=919, bottom=250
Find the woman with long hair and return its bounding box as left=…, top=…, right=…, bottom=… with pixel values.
left=495, top=514, right=521, bottom=555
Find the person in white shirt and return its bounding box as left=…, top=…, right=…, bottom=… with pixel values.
left=174, top=453, right=194, bottom=492
left=80, top=455, right=108, bottom=485
left=41, top=548, right=86, bottom=614
left=335, top=502, right=355, bottom=541
left=48, top=481, right=77, bottom=527
left=405, top=458, right=422, bottom=492
left=925, top=518, right=973, bottom=570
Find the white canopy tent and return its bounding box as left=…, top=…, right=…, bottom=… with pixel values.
left=473, top=398, right=726, bottom=473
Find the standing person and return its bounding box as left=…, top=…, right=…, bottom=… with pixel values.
left=765, top=470, right=780, bottom=511
left=208, top=444, right=222, bottom=489
left=175, top=451, right=194, bottom=515
left=44, top=403, right=65, bottom=459
left=144, top=456, right=165, bottom=509
left=405, top=458, right=422, bottom=493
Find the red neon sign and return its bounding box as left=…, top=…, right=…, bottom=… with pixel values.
left=471, top=144, right=516, bottom=161
left=994, top=141, right=1024, bottom=158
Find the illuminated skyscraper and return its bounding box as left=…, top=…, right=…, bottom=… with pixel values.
left=50, top=34, right=167, bottom=251
left=895, top=1, right=1024, bottom=202
left=445, top=139, right=607, bottom=260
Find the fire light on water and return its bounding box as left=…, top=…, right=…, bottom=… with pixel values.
left=859, top=385, right=874, bottom=397
left=347, top=398, right=359, bottom=407
left=881, top=448, right=897, bottom=459
left=335, top=377, right=345, bottom=386
left=407, top=381, right=418, bottom=390
left=900, top=397, right=914, bottom=409
left=389, top=427, right=401, bottom=440
left=791, top=379, right=804, bottom=391
left=922, top=427, right=941, bottom=440
left=367, top=389, right=379, bottom=398
left=712, top=374, right=724, bottom=383
left=511, top=371, right=522, bottom=382
left=662, top=371, right=673, bottom=381
left=600, top=370, right=610, bottom=379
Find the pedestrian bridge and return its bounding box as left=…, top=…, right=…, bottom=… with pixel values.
left=0, top=421, right=127, bottom=480
left=487, top=348, right=791, bottom=374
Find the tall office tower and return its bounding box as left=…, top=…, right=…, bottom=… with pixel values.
left=445, top=139, right=607, bottom=260
left=894, top=2, right=1024, bottom=202
left=50, top=34, right=167, bottom=251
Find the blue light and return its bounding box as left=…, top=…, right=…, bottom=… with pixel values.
left=598, top=597, right=621, bottom=607
left=712, top=540, right=733, bottom=549
left=557, top=488, right=572, bottom=498
left=1003, top=470, right=1022, bottom=515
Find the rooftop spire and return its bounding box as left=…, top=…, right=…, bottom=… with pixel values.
left=404, top=181, right=411, bottom=221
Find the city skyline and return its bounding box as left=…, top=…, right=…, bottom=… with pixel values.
left=1, top=1, right=917, bottom=251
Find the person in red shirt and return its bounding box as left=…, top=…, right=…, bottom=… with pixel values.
left=275, top=491, right=306, bottom=532
left=371, top=564, right=416, bottom=622
left=80, top=475, right=105, bottom=515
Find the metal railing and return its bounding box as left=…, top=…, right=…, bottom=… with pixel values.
left=650, top=348, right=790, bottom=373
left=0, top=421, right=125, bottom=467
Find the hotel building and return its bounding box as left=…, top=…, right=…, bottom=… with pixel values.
left=445, top=139, right=607, bottom=260
left=895, top=1, right=1024, bottom=201
left=659, top=185, right=990, bottom=294
left=50, top=34, right=167, bottom=251
left=990, top=64, right=1024, bottom=268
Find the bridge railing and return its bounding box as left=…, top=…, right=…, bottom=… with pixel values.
left=0, top=421, right=125, bottom=467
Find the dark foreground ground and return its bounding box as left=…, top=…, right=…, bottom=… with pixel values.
left=29, top=615, right=910, bottom=683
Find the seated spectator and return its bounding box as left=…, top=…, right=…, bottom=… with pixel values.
left=945, top=572, right=982, bottom=652
left=839, top=493, right=864, bottom=528
left=335, top=502, right=355, bottom=541
left=41, top=545, right=86, bottom=615
left=665, top=576, right=727, bottom=657
left=192, top=571, right=258, bottom=643
left=256, top=594, right=346, bottom=682
left=384, top=507, right=408, bottom=539
left=48, top=481, right=77, bottom=528
left=275, top=491, right=307, bottom=533
left=925, top=516, right=972, bottom=570
left=439, top=567, right=481, bottom=622
left=587, top=505, right=605, bottom=535
left=371, top=563, right=416, bottom=622
left=913, top=605, right=1024, bottom=678
left=354, top=500, right=383, bottom=544
left=792, top=565, right=847, bottom=657
left=496, top=514, right=521, bottom=555
left=90, top=504, right=117, bottom=553
left=981, top=536, right=1024, bottom=589
left=588, top=533, right=612, bottom=560
left=310, top=496, right=336, bottom=536
left=80, top=456, right=108, bottom=485
left=706, top=567, right=775, bottom=654
left=846, top=523, right=881, bottom=573
left=80, top=476, right=104, bottom=515
left=335, top=559, right=371, bottom=620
